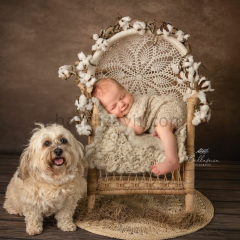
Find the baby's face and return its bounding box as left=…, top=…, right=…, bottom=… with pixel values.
left=97, top=83, right=133, bottom=118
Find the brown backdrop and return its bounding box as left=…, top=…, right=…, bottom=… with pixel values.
left=0, top=0, right=239, bottom=162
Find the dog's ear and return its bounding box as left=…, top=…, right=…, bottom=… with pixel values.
left=19, top=147, right=32, bottom=181
left=75, top=140, right=88, bottom=170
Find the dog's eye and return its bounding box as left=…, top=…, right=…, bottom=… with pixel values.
left=44, top=141, right=51, bottom=147
left=61, top=138, right=68, bottom=144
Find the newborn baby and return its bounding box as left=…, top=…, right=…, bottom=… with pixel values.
left=92, top=78, right=187, bottom=175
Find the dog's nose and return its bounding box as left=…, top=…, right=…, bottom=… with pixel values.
left=54, top=148, right=63, bottom=157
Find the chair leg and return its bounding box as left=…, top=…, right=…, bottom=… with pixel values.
left=88, top=194, right=96, bottom=213
left=185, top=193, right=193, bottom=213
left=87, top=167, right=98, bottom=213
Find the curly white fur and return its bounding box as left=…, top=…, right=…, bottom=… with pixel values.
left=3, top=123, right=87, bottom=235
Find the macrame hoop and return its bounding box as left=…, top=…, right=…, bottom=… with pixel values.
left=88, top=29, right=188, bottom=73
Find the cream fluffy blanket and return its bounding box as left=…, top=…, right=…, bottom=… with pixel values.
left=85, top=97, right=188, bottom=174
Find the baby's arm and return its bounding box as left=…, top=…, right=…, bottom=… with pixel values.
left=118, top=117, right=144, bottom=135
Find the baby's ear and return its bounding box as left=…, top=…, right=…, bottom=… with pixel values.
left=19, top=147, right=32, bottom=181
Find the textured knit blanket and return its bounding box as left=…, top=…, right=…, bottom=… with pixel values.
left=85, top=97, right=188, bottom=174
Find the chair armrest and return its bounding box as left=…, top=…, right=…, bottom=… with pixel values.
left=187, top=92, right=199, bottom=106
left=88, top=103, right=100, bottom=144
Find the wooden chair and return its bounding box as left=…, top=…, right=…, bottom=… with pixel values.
left=82, top=30, right=200, bottom=213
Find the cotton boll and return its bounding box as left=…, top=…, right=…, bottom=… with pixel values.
left=175, top=30, right=190, bottom=42
left=184, top=34, right=190, bottom=41
left=86, top=55, right=92, bottom=62
left=193, top=62, right=201, bottom=71
left=206, top=111, right=211, bottom=122
left=171, top=63, right=180, bottom=74
left=76, top=61, right=84, bottom=71
left=198, top=77, right=215, bottom=92
left=180, top=71, right=187, bottom=81
left=133, top=21, right=146, bottom=35
left=79, top=73, right=91, bottom=84
left=163, top=29, right=170, bottom=37
left=183, top=55, right=194, bottom=68
left=85, top=99, right=93, bottom=111
left=92, top=44, right=97, bottom=51
left=70, top=116, right=80, bottom=123
left=75, top=94, right=88, bottom=111
left=175, top=30, right=184, bottom=42
left=187, top=72, right=194, bottom=83
left=76, top=121, right=92, bottom=136
left=200, top=104, right=209, bottom=119
left=58, top=65, right=73, bottom=80
left=75, top=99, right=79, bottom=107
left=92, top=38, right=108, bottom=52
left=86, top=77, right=97, bottom=88
left=192, top=111, right=201, bottom=125
left=167, top=24, right=173, bottom=33
left=156, top=29, right=162, bottom=35
left=177, top=77, right=184, bottom=85
left=186, top=66, right=195, bottom=75
left=77, top=52, right=86, bottom=61
left=119, top=16, right=131, bottom=30
left=193, top=71, right=200, bottom=83
left=197, top=91, right=207, bottom=104
left=93, top=34, right=99, bottom=40
left=122, top=16, right=131, bottom=22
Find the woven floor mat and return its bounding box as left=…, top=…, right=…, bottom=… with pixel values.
left=74, top=190, right=214, bottom=240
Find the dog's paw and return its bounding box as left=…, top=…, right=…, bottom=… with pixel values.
left=26, top=225, right=43, bottom=235
left=57, top=221, right=77, bottom=232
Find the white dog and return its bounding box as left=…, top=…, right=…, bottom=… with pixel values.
left=3, top=123, right=87, bottom=235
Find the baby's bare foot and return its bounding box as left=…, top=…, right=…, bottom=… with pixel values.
left=151, top=160, right=180, bottom=175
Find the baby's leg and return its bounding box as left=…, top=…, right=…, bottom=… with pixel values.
left=151, top=122, right=180, bottom=175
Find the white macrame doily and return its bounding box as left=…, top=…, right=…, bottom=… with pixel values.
left=95, top=35, right=187, bottom=100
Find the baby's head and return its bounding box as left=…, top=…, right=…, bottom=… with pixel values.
left=92, top=78, right=133, bottom=117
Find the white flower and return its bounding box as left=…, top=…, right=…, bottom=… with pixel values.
left=58, top=65, right=74, bottom=80
left=76, top=117, right=92, bottom=136
left=133, top=21, right=146, bottom=35
left=76, top=52, right=92, bottom=71
left=70, top=116, right=80, bottom=123
left=119, top=16, right=131, bottom=31
left=92, top=38, right=108, bottom=52
left=175, top=30, right=190, bottom=42
left=198, top=77, right=215, bottom=92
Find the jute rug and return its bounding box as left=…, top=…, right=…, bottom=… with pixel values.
left=74, top=190, right=214, bottom=240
